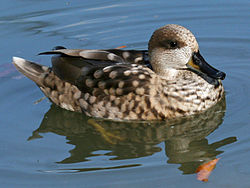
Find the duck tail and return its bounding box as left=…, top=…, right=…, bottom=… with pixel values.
left=12, top=57, right=49, bottom=86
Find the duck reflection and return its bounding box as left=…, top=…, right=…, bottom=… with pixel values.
left=29, top=96, right=236, bottom=174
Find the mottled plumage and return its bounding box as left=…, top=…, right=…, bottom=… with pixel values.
left=13, top=24, right=225, bottom=120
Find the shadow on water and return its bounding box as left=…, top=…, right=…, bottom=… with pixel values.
left=28, top=95, right=236, bottom=174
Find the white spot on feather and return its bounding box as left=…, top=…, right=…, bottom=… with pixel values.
left=107, top=53, right=116, bottom=61
left=134, top=57, right=142, bottom=63
left=122, top=52, right=130, bottom=59
left=61, top=103, right=74, bottom=111
left=103, top=65, right=113, bottom=72
left=132, top=80, right=139, bottom=87
left=124, top=70, right=131, bottom=76
left=138, top=74, right=146, bottom=80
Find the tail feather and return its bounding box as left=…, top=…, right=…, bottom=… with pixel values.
left=12, top=57, right=49, bottom=85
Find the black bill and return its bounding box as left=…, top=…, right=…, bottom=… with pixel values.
left=187, top=51, right=226, bottom=80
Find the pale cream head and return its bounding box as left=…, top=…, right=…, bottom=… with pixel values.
left=148, top=24, right=199, bottom=77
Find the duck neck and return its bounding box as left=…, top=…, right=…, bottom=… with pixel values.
left=154, top=67, right=220, bottom=87
left=153, top=67, right=179, bottom=80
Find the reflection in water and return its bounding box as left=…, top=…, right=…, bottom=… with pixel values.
left=29, top=96, right=236, bottom=174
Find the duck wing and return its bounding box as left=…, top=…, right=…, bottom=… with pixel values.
left=39, top=47, right=150, bottom=85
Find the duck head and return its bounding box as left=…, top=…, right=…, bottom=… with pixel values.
left=148, top=24, right=226, bottom=81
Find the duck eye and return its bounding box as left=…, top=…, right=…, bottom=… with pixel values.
left=169, top=41, right=178, bottom=48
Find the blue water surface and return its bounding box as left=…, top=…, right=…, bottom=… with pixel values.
left=0, top=0, right=250, bottom=187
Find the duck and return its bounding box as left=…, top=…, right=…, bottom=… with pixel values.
left=12, top=24, right=226, bottom=121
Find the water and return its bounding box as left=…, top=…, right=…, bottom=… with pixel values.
left=1, top=0, right=250, bottom=187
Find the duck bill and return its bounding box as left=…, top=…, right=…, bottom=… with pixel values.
left=187, top=51, right=226, bottom=80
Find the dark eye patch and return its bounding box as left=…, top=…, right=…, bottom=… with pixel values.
left=159, top=39, right=185, bottom=49
left=159, top=39, right=178, bottom=49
